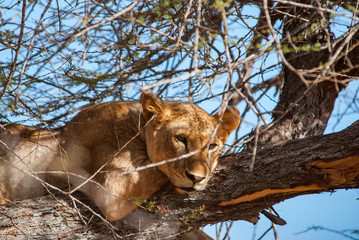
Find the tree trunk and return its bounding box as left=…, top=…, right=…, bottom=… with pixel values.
left=1, top=121, right=358, bottom=239
left=257, top=1, right=359, bottom=144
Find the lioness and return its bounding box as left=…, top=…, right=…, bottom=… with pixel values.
left=0, top=91, right=239, bottom=221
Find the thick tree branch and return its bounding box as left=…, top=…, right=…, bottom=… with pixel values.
left=1, top=121, right=358, bottom=239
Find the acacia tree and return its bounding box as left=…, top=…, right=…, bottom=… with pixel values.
left=1, top=0, right=359, bottom=239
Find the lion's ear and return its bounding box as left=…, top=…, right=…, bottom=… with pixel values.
left=140, top=90, right=164, bottom=121
left=214, top=107, right=240, bottom=142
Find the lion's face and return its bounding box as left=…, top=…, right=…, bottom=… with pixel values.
left=140, top=91, right=240, bottom=193
left=145, top=108, right=222, bottom=192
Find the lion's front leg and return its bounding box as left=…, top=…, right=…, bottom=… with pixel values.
left=92, top=185, right=139, bottom=221
left=91, top=167, right=168, bottom=221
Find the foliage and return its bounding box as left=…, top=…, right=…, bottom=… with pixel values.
left=0, top=0, right=273, bottom=127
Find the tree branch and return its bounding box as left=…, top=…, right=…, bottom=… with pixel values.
left=1, top=121, right=358, bottom=239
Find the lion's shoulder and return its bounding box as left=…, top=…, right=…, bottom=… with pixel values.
left=69, top=101, right=142, bottom=125
left=63, top=101, right=144, bottom=145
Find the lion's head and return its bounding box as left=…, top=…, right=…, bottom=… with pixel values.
left=140, top=91, right=240, bottom=193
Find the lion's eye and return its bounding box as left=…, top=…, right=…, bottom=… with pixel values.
left=175, top=135, right=187, bottom=147
left=209, top=143, right=218, bottom=150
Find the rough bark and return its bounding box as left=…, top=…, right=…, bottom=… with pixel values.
left=1, top=120, right=358, bottom=239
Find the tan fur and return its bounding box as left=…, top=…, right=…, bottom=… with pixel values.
left=0, top=124, right=60, bottom=204
left=0, top=91, right=239, bottom=221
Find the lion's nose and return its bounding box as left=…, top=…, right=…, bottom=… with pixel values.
left=186, top=171, right=205, bottom=183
